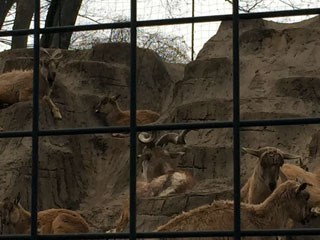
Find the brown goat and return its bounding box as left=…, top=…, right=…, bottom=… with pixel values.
left=241, top=147, right=301, bottom=204
left=0, top=193, right=89, bottom=234
left=280, top=163, right=320, bottom=207
left=155, top=180, right=312, bottom=240
left=0, top=48, right=62, bottom=120
left=95, top=94, right=160, bottom=137
left=107, top=130, right=195, bottom=233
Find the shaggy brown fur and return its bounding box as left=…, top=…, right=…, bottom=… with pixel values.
left=0, top=49, right=62, bottom=120
left=108, top=170, right=195, bottom=233
left=241, top=147, right=301, bottom=204
left=281, top=163, right=320, bottom=207
left=0, top=193, right=89, bottom=234
left=156, top=180, right=311, bottom=240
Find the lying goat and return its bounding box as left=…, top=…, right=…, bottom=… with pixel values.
left=241, top=147, right=301, bottom=204
left=95, top=94, right=160, bottom=137
left=0, top=193, right=89, bottom=234
left=156, top=180, right=312, bottom=240
left=107, top=130, right=195, bottom=232
left=0, top=48, right=63, bottom=120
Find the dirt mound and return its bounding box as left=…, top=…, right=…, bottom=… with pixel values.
left=1, top=16, right=320, bottom=237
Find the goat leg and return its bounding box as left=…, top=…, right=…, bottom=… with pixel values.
left=42, top=95, right=62, bottom=120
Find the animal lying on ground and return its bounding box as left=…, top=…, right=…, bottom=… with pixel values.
left=137, top=130, right=191, bottom=182
left=95, top=94, right=160, bottom=137
left=241, top=147, right=301, bottom=204
left=155, top=180, right=312, bottom=240
left=0, top=48, right=63, bottom=120
left=107, top=130, right=195, bottom=232
left=0, top=193, right=89, bottom=234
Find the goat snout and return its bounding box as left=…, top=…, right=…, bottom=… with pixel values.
left=269, top=182, right=276, bottom=191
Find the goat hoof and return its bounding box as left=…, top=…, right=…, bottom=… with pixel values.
left=106, top=228, right=117, bottom=233
left=54, top=113, right=62, bottom=120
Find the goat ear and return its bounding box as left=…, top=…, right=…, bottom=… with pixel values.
left=296, top=182, right=308, bottom=194
left=111, top=94, right=121, bottom=102
left=14, top=192, right=21, bottom=205
left=242, top=147, right=260, bottom=157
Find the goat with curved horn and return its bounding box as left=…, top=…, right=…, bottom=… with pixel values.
left=241, top=146, right=302, bottom=204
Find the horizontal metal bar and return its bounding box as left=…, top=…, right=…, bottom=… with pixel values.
left=3, top=227, right=320, bottom=240
left=0, top=8, right=319, bottom=37
left=0, top=116, right=319, bottom=138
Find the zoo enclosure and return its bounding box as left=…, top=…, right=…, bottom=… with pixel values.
left=0, top=0, right=320, bottom=240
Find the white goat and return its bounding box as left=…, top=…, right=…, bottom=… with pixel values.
left=241, top=147, right=301, bottom=204
left=0, top=193, right=89, bottom=234
left=155, top=180, right=312, bottom=240
left=107, top=130, right=195, bottom=233
left=95, top=94, right=160, bottom=137
left=0, top=48, right=63, bottom=120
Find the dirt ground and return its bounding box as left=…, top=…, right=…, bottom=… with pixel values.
left=0, top=16, right=320, bottom=238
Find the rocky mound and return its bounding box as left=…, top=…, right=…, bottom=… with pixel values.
left=0, top=16, right=320, bottom=238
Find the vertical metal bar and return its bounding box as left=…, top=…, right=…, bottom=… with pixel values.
left=130, top=0, right=137, bottom=239
left=232, top=0, right=241, bottom=239
left=58, top=1, right=61, bottom=48
left=31, top=0, right=40, bottom=239
left=191, top=0, right=195, bottom=60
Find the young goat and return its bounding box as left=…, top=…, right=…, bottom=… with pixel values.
left=0, top=48, right=63, bottom=120
left=107, top=130, right=195, bottom=233
left=241, top=147, right=301, bottom=204
left=0, top=193, right=89, bottom=234
left=155, top=180, right=312, bottom=240
left=95, top=94, right=160, bottom=135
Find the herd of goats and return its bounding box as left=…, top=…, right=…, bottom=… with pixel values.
left=0, top=48, right=319, bottom=239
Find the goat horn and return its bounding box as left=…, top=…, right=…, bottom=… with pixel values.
left=40, top=47, right=50, bottom=56
left=156, top=129, right=191, bottom=147
left=50, top=49, right=63, bottom=60
left=241, top=147, right=261, bottom=157
left=283, top=153, right=301, bottom=160
left=111, top=94, right=121, bottom=102
left=138, top=132, right=155, bottom=144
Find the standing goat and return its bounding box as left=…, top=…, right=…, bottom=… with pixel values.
left=0, top=48, right=63, bottom=120
left=241, top=147, right=301, bottom=204
left=107, top=130, right=195, bottom=233
left=0, top=193, right=89, bottom=234
left=155, top=180, right=312, bottom=240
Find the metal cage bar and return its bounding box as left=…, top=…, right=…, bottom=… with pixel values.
left=31, top=0, right=40, bottom=239
left=0, top=0, right=320, bottom=239
left=129, top=0, right=138, bottom=239
left=232, top=0, right=241, bottom=239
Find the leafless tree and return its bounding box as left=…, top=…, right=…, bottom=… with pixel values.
left=0, top=0, right=15, bottom=30
left=69, top=16, right=191, bottom=64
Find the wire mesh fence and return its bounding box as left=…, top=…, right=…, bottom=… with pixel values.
left=1, top=0, right=320, bottom=239
left=1, top=0, right=320, bottom=62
